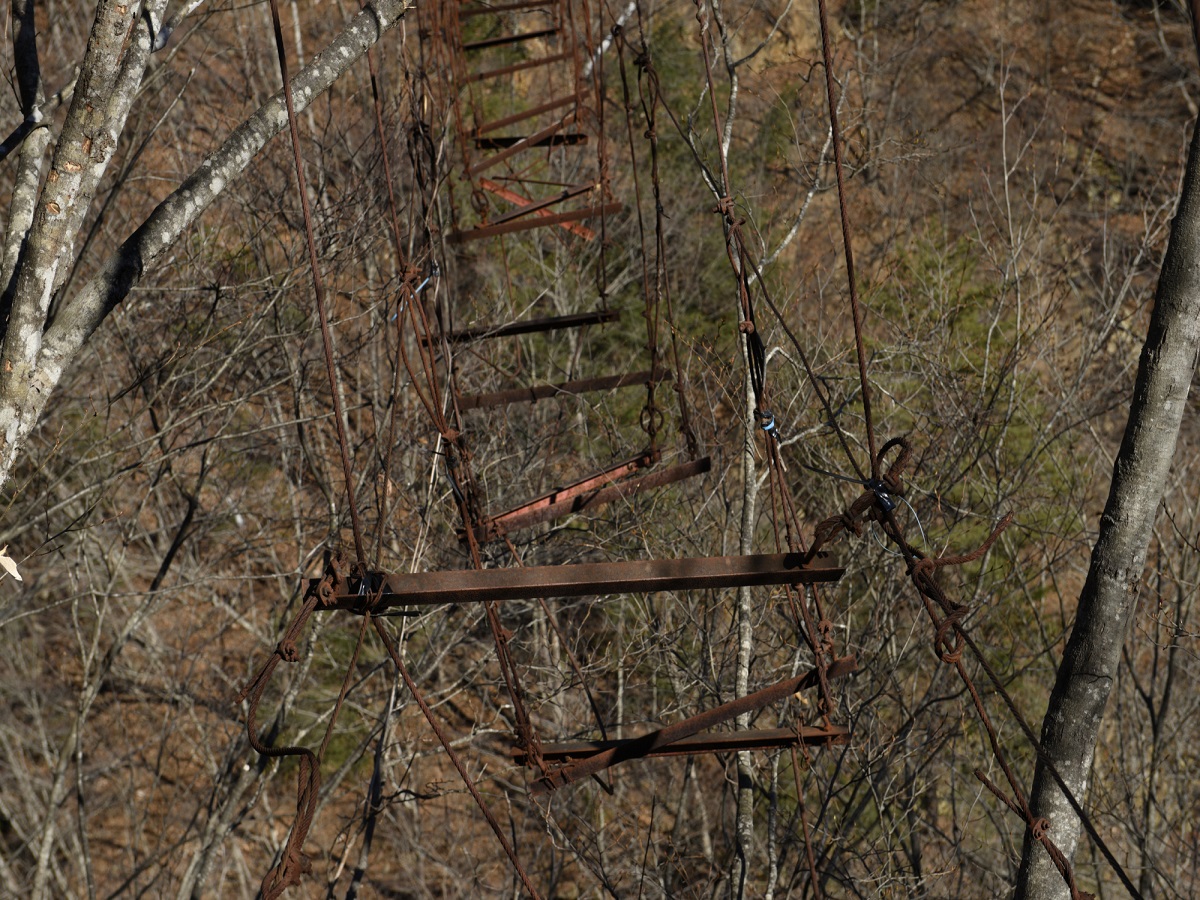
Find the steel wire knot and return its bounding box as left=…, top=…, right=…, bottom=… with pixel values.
left=276, top=638, right=299, bottom=662
left=1031, top=816, right=1051, bottom=840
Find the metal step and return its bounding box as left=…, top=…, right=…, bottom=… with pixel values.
left=463, top=456, right=711, bottom=542
left=424, top=308, right=618, bottom=343
left=518, top=724, right=851, bottom=764
left=324, top=553, right=843, bottom=611
left=457, top=368, right=669, bottom=411
left=529, top=657, right=857, bottom=791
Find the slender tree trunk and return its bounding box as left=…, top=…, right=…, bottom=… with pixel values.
left=732, top=366, right=759, bottom=898
left=1015, top=61, right=1200, bottom=900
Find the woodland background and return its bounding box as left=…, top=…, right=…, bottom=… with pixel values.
left=1, top=0, right=1198, bottom=898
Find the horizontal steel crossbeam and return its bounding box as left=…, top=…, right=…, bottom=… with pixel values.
left=457, top=368, right=668, bottom=410
left=450, top=202, right=619, bottom=242
left=517, top=724, right=851, bottom=763
left=463, top=456, right=712, bottom=542
left=530, top=656, right=857, bottom=791
left=424, top=307, right=619, bottom=343
left=324, top=554, right=843, bottom=611
left=463, top=27, right=557, bottom=51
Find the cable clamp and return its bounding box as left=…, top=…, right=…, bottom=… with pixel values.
left=758, top=409, right=781, bottom=441
left=865, top=478, right=897, bottom=513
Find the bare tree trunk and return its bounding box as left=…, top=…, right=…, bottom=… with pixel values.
left=0, top=0, right=409, bottom=493
left=731, top=365, right=759, bottom=898
left=1015, top=68, right=1200, bottom=900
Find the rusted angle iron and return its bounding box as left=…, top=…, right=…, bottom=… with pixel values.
left=472, top=177, right=595, bottom=236
left=467, top=112, right=578, bottom=176
left=423, top=307, right=618, bottom=344
left=467, top=449, right=658, bottom=533
left=483, top=180, right=597, bottom=227
left=474, top=134, right=588, bottom=149
left=475, top=94, right=579, bottom=136
left=461, top=456, right=712, bottom=542
left=467, top=51, right=573, bottom=83
left=450, top=202, right=619, bottom=242
left=516, top=724, right=851, bottom=764
left=462, top=27, right=557, bottom=51
left=458, top=0, right=559, bottom=19
left=457, top=368, right=670, bottom=411
left=321, top=553, right=843, bottom=611
left=529, top=656, right=857, bottom=792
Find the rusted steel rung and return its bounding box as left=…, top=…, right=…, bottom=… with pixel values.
left=468, top=50, right=573, bottom=82
left=451, top=202, right=621, bottom=242
left=463, top=456, right=712, bottom=543
left=474, top=134, right=588, bottom=149
left=424, top=307, right=619, bottom=344
left=459, top=0, right=558, bottom=18
left=516, top=724, right=851, bottom=763
left=476, top=94, right=579, bottom=136
left=474, top=449, right=657, bottom=526
left=462, top=27, right=557, bottom=51
left=323, top=554, right=844, bottom=611
left=478, top=178, right=595, bottom=238
left=458, top=368, right=669, bottom=411
left=486, top=181, right=596, bottom=226
left=530, top=657, right=858, bottom=792
left=467, top=112, right=576, bottom=176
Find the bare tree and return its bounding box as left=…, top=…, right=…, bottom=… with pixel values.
left=1016, top=9, right=1200, bottom=896
left=0, top=0, right=409, bottom=494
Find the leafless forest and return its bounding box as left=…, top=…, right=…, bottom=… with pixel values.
left=1, top=0, right=1198, bottom=898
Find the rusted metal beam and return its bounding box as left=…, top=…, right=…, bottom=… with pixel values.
left=486, top=181, right=596, bottom=226
left=457, top=368, right=668, bottom=411
left=459, top=0, right=558, bottom=19
left=475, top=94, right=578, bottom=135
left=516, top=724, right=851, bottom=763
left=530, top=657, right=858, bottom=792
left=474, top=134, right=588, bottom=149
left=462, top=27, right=556, bottom=51
left=424, top=307, right=619, bottom=344
left=468, top=51, right=572, bottom=82
left=450, top=202, right=619, bottom=243
left=478, top=178, right=595, bottom=238
left=470, top=450, right=658, bottom=534
left=467, top=113, right=575, bottom=176
left=464, top=456, right=712, bottom=542
left=323, top=554, right=844, bottom=612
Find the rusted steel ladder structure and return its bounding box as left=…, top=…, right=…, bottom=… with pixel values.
left=424, top=0, right=715, bottom=547
left=360, top=0, right=854, bottom=786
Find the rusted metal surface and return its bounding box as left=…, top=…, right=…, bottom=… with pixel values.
left=426, top=308, right=619, bottom=343
left=476, top=179, right=595, bottom=238
left=323, top=554, right=844, bottom=611
left=485, top=181, right=597, bottom=227
left=475, top=94, right=579, bottom=135
left=450, top=202, right=618, bottom=242
left=464, top=456, right=712, bottom=542
left=458, top=369, right=669, bottom=411
left=474, top=134, right=588, bottom=149
left=482, top=449, right=656, bottom=515
left=468, top=51, right=573, bottom=83
left=530, top=656, right=858, bottom=791
left=462, top=27, right=557, bottom=52
left=467, top=113, right=577, bottom=176
left=459, top=0, right=555, bottom=18
left=517, top=724, right=851, bottom=763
